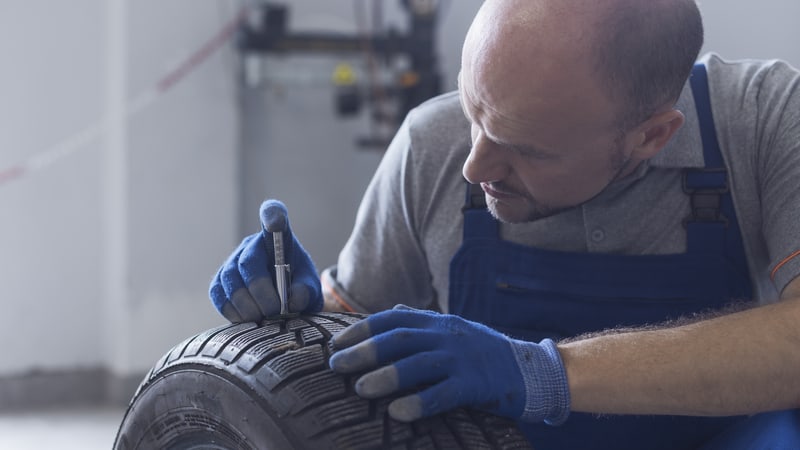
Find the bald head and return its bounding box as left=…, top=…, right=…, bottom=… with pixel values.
left=463, top=0, right=703, bottom=131
left=592, top=0, right=704, bottom=129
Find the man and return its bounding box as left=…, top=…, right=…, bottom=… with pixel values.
left=210, top=0, right=800, bottom=448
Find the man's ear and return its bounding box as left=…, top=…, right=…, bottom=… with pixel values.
left=630, top=109, right=685, bottom=160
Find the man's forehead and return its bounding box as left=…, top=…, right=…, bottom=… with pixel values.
left=478, top=0, right=602, bottom=31
left=464, top=0, right=599, bottom=76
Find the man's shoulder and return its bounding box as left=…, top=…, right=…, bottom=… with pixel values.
left=401, top=91, right=472, bottom=174
left=406, top=91, right=471, bottom=136
left=702, top=52, right=799, bottom=76
left=411, top=90, right=463, bottom=114
left=702, top=53, right=800, bottom=102
left=700, top=52, right=800, bottom=156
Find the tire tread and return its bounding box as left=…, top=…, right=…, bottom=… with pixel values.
left=116, top=312, right=531, bottom=450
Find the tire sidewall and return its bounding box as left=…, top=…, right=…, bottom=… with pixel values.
left=116, top=369, right=295, bottom=450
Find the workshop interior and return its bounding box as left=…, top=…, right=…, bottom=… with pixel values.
left=0, top=0, right=798, bottom=448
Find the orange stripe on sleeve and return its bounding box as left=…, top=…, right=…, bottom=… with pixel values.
left=771, top=249, right=800, bottom=281
left=321, top=274, right=357, bottom=313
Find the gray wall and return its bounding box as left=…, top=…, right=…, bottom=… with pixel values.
left=0, top=0, right=239, bottom=403
left=0, top=0, right=797, bottom=407
left=700, top=0, right=800, bottom=63
left=1, top=1, right=106, bottom=373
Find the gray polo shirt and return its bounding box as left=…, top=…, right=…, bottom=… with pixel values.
left=324, top=53, right=800, bottom=314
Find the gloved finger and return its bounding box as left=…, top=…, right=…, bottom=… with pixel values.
left=221, top=241, right=270, bottom=322
left=220, top=266, right=261, bottom=322
left=330, top=328, right=439, bottom=373
left=330, top=319, right=373, bottom=350
left=260, top=200, right=294, bottom=268
left=388, top=394, right=425, bottom=422
left=210, top=266, right=230, bottom=313
left=329, top=336, right=377, bottom=372
left=210, top=267, right=244, bottom=322
left=260, top=199, right=289, bottom=233
left=219, top=301, right=244, bottom=323
left=364, top=309, right=439, bottom=336
left=230, top=286, right=270, bottom=322
left=218, top=235, right=256, bottom=300
left=238, top=234, right=280, bottom=317
left=287, top=282, right=310, bottom=312
left=353, top=365, right=400, bottom=399
left=287, top=280, right=323, bottom=313
left=392, top=304, right=419, bottom=311
left=388, top=381, right=463, bottom=422
left=286, top=239, right=323, bottom=313
left=259, top=199, right=325, bottom=314
left=331, top=309, right=432, bottom=350
left=212, top=269, right=259, bottom=323
left=212, top=235, right=261, bottom=322
left=354, top=350, right=452, bottom=399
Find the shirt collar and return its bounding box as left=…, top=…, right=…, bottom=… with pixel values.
left=601, top=80, right=705, bottom=196
left=648, top=79, right=705, bottom=169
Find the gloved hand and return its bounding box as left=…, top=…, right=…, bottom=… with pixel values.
left=209, top=199, right=323, bottom=322
left=329, top=305, right=570, bottom=424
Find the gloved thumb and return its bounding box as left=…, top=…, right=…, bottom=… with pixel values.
left=259, top=199, right=322, bottom=313
left=259, top=199, right=294, bottom=265
left=260, top=199, right=289, bottom=233
left=393, top=304, right=420, bottom=311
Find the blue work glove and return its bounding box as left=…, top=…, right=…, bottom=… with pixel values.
left=209, top=199, right=323, bottom=322
left=329, top=305, right=570, bottom=424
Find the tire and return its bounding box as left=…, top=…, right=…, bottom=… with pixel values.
left=113, top=312, right=531, bottom=450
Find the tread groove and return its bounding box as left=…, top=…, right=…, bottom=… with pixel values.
left=219, top=325, right=282, bottom=364
left=200, top=322, right=258, bottom=358
left=181, top=323, right=239, bottom=359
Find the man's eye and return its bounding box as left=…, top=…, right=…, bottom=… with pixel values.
left=513, top=145, right=555, bottom=160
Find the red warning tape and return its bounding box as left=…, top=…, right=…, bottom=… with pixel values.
left=0, top=5, right=250, bottom=187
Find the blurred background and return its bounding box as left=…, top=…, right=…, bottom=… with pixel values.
left=0, top=0, right=798, bottom=448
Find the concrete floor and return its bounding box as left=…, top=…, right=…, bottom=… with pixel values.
left=0, top=407, right=126, bottom=449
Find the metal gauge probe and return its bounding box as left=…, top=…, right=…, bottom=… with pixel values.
left=272, top=231, right=291, bottom=315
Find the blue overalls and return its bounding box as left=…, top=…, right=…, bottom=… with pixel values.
left=448, top=64, right=799, bottom=449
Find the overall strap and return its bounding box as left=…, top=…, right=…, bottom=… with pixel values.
left=461, top=181, right=499, bottom=241
left=687, top=63, right=752, bottom=298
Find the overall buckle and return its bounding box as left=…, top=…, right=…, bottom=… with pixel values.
left=682, top=168, right=729, bottom=227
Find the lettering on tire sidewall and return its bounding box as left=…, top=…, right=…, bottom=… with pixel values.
left=145, top=408, right=252, bottom=449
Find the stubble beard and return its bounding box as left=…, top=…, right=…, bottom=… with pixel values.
left=487, top=138, right=631, bottom=225
left=486, top=194, right=573, bottom=224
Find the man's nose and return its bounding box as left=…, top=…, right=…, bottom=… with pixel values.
left=462, top=132, right=511, bottom=184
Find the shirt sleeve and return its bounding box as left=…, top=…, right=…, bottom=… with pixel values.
left=699, top=55, right=800, bottom=301
left=750, top=61, right=800, bottom=294
left=324, top=110, right=436, bottom=313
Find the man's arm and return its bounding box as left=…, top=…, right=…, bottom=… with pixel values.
left=322, top=267, right=353, bottom=312
left=560, top=276, right=800, bottom=416
left=323, top=291, right=351, bottom=312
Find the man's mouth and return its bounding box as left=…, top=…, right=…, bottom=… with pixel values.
left=481, top=182, right=519, bottom=200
